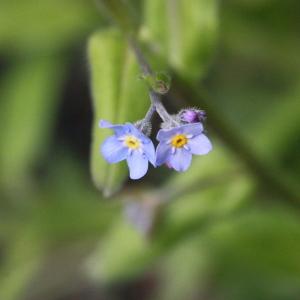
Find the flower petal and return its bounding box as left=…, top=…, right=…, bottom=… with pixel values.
left=180, top=123, right=203, bottom=136
left=157, top=127, right=180, bottom=141
left=188, top=134, right=212, bottom=155
left=126, top=123, right=143, bottom=137
left=101, top=136, right=128, bottom=163
left=157, top=123, right=203, bottom=142
left=99, top=119, right=129, bottom=136
left=127, top=151, right=149, bottom=180
left=99, top=119, right=114, bottom=128
left=168, top=148, right=192, bottom=172
left=143, top=141, right=156, bottom=166
left=156, top=142, right=171, bottom=166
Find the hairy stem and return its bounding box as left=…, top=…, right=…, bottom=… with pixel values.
left=128, top=39, right=175, bottom=124
left=95, top=0, right=299, bottom=208
left=96, top=0, right=174, bottom=124
left=128, top=37, right=152, bottom=76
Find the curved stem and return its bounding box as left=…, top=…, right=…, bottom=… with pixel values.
left=95, top=0, right=299, bottom=208
left=128, top=37, right=153, bottom=76
left=128, top=39, right=177, bottom=125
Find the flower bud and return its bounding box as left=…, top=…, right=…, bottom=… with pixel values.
left=178, top=108, right=206, bottom=123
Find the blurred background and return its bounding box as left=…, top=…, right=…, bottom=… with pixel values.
left=0, top=0, right=300, bottom=299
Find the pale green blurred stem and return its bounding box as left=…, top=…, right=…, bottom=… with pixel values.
left=95, top=0, right=299, bottom=207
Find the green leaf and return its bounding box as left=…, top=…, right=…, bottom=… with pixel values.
left=156, top=237, right=209, bottom=300
left=86, top=221, right=150, bottom=283
left=0, top=232, right=42, bottom=300
left=203, top=207, right=300, bottom=300
left=156, top=206, right=300, bottom=300
left=88, top=29, right=149, bottom=196
left=0, top=0, right=100, bottom=55
left=84, top=172, right=253, bottom=283
left=144, top=0, right=218, bottom=80
left=0, top=154, right=119, bottom=300
left=0, top=56, right=66, bottom=191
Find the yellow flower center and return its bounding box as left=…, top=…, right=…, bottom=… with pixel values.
left=124, top=135, right=141, bottom=149
left=171, top=134, right=188, bottom=148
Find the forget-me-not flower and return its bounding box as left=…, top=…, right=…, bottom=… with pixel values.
left=100, top=120, right=156, bottom=180
left=156, top=123, right=212, bottom=172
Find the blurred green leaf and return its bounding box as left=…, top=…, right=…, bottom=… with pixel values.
left=32, top=153, right=119, bottom=246
left=0, top=153, right=119, bottom=300
left=203, top=207, right=300, bottom=300
left=156, top=237, right=209, bottom=300
left=0, top=0, right=100, bottom=55
left=0, top=56, right=66, bottom=191
left=88, top=29, right=149, bottom=196
left=86, top=220, right=150, bottom=283
left=85, top=171, right=253, bottom=283
left=156, top=206, right=300, bottom=300
left=253, top=83, right=300, bottom=161
left=0, top=231, right=43, bottom=300
left=144, top=0, right=218, bottom=80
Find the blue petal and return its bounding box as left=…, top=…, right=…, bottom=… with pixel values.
left=143, top=141, right=156, bottom=166
left=126, top=123, right=143, bottom=137
left=181, top=123, right=203, bottom=136
left=139, top=133, right=152, bottom=144
left=99, top=120, right=114, bottom=128
left=99, top=119, right=129, bottom=136
left=188, top=134, right=212, bottom=155
left=101, top=136, right=127, bottom=163
left=127, top=151, right=149, bottom=180
left=168, top=148, right=192, bottom=172
left=156, top=142, right=171, bottom=166
left=157, top=127, right=180, bottom=141
left=157, top=123, right=204, bottom=142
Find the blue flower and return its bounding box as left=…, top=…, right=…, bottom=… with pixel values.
left=100, top=120, right=156, bottom=180
left=156, top=123, right=212, bottom=172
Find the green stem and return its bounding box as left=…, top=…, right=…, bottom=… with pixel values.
left=95, top=0, right=174, bottom=124
left=128, top=38, right=176, bottom=124
left=95, top=0, right=137, bottom=35
left=95, top=0, right=300, bottom=208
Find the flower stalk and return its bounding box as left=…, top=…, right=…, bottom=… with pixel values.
left=128, top=38, right=174, bottom=125
left=95, top=0, right=299, bottom=206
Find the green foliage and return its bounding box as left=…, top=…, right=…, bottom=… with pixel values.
left=204, top=207, right=300, bottom=300
left=88, top=30, right=149, bottom=196
left=0, top=154, right=119, bottom=300
left=155, top=206, right=300, bottom=300
left=0, top=0, right=299, bottom=299
left=0, top=57, right=66, bottom=191
left=144, top=0, right=218, bottom=80
left=142, top=71, right=171, bottom=94
left=84, top=146, right=253, bottom=283
left=0, top=0, right=100, bottom=55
